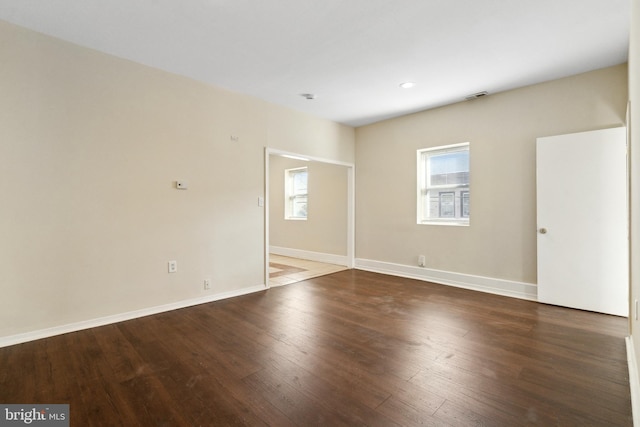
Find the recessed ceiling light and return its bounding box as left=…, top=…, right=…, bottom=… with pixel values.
left=399, top=82, right=415, bottom=89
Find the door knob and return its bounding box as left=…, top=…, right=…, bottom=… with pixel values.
left=539, top=228, right=547, bottom=234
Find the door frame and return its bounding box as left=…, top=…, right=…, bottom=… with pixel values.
left=264, top=147, right=355, bottom=287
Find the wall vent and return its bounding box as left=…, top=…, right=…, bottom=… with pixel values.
left=465, top=91, right=489, bottom=101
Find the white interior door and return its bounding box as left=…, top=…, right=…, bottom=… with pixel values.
left=536, top=127, right=628, bottom=316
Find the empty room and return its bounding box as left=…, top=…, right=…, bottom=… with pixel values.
left=1, top=0, right=640, bottom=425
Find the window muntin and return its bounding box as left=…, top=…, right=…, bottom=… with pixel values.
left=418, top=143, right=470, bottom=225
left=285, top=167, right=308, bottom=219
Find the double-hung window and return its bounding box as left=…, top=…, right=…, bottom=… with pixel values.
left=285, top=167, right=308, bottom=220
left=417, top=143, right=470, bottom=225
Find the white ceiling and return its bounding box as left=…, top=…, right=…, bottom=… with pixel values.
left=0, top=0, right=630, bottom=127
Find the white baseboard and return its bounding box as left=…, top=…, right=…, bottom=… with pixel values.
left=0, top=284, right=266, bottom=348
left=270, top=246, right=350, bottom=267
left=627, top=336, right=640, bottom=426
left=354, top=258, right=537, bottom=301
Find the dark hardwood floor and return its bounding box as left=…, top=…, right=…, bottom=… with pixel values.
left=0, top=270, right=632, bottom=426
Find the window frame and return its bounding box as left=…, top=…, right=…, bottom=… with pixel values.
left=285, top=166, right=308, bottom=220
left=417, top=142, right=470, bottom=226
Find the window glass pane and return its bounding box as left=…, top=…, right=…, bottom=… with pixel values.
left=438, top=192, right=455, bottom=217
left=292, top=171, right=307, bottom=194
left=429, top=151, right=469, bottom=185
left=292, top=196, right=307, bottom=218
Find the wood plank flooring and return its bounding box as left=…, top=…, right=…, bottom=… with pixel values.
left=0, top=270, right=632, bottom=426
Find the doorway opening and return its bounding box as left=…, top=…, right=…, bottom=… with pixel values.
left=265, top=148, right=355, bottom=287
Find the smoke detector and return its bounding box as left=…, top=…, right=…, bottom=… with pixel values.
left=465, top=91, right=489, bottom=101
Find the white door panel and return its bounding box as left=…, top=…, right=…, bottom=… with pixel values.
left=536, top=127, right=628, bottom=316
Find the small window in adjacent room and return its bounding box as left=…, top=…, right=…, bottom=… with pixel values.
left=417, top=143, right=470, bottom=225
left=285, top=167, right=308, bottom=220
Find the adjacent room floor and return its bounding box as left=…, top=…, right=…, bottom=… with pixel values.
left=268, top=254, right=348, bottom=287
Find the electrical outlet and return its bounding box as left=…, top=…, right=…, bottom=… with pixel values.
left=418, top=255, right=426, bottom=267
left=168, top=260, right=177, bottom=273
left=204, top=279, right=211, bottom=290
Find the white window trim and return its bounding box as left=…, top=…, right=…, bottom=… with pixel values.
left=417, top=142, right=470, bottom=226
left=285, top=166, right=308, bottom=220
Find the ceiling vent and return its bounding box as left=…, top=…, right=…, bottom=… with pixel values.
left=300, top=93, right=316, bottom=100
left=465, top=91, right=489, bottom=101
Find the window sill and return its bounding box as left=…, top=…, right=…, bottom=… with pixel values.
left=285, top=217, right=307, bottom=221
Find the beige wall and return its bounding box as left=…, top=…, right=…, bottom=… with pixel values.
left=269, top=155, right=348, bottom=256
left=629, top=0, right=640, bottom=385
left=267, top=105, right=355, bottom=163
left=0, top=20, right=354, bottom=338
left=355, top=64, right=628, bottom=284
